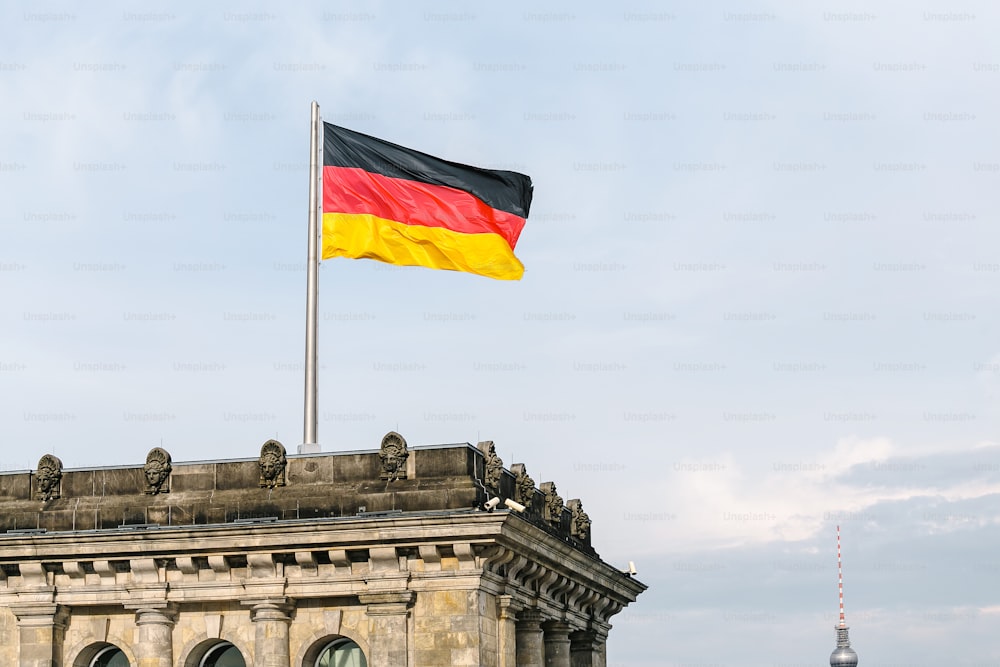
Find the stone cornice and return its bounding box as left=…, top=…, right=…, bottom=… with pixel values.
left=496, top=513, right=648, bottom=602
left=0, top=510, right=643, bottom=629
left=0, top=511, right=506, bottom=559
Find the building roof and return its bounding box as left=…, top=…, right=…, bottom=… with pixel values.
left=0, top=434, right=599, bottom=559
left=0, top=433, right=645, bottom=634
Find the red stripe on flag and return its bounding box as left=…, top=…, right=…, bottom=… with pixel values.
left=323, top=166, right=525, bottom=249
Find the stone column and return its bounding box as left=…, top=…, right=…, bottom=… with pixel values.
left=497, top=596, right=520, bottom=667
left=360, top=592, right=413, bottom=667
left=131, top=605, right=176, bottom=667
left=542, top=621, right=571, bottom=667
left=247, top=599, right=294, bottom=667
left=10, top=603, right=68, bottom=667
left=515, top=609, right=544, bottom=667
left=569, top=631, right=605, bottom=667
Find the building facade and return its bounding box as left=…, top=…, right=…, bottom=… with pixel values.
left=0, top=434, right=644, bottom=666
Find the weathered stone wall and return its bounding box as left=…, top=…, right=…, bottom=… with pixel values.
left=478, top=590, right=501, bottom=666
left=0, top=605, right=18, bottom=666
left=413, top=589, right=495, bottom=666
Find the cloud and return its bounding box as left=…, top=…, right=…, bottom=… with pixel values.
left=599, top=438, right=1000, bottom=558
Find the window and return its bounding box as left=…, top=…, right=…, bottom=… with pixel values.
left=200, top=643, right=246, bottom=667
left=315, top=638, right=367, bottom=667
left=91, top=647, right=128, bottom=667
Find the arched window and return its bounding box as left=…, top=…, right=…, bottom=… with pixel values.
left=200, top=642, right=246, bottom=667
left=315, top=638, right=367, bottom=667
left=90, top=646, right=128, bottom=667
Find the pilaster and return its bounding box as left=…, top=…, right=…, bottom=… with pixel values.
left=497, top=595, right=521, bottom=667
left=10, top=603, right=69, bottom=667
left=360, top=592, right=414, bottom=667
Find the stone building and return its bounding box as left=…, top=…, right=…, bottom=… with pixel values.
left=0, top=434, right=644, bottom=667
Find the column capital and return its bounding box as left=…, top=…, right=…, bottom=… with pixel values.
left=569, top=630, right=603, bottom=650
left=358, top=591, right=414, bottom=611
left=9, top=603, right=69, bottom=627
left=241, top=597, right=295, bottom=623
left=542, top=620, right=572, bottom=635
left=498, top=594, right=521, bottom=622
left=517, top=608, right=545, bottom=628
left=569, top=629, right=598, bottom=641
left=125, top=603, right=178, bottom=626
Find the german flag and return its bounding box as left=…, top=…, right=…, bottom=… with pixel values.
left=322, top=124, right=533, bottom=280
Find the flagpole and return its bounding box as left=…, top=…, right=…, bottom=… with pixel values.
left=301, top=100, right=321, bottom=453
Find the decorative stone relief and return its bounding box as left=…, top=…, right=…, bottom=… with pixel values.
left=511, top=463, right=535, bottom=511
left=478, top=440, right=503, bottom=492
left=568, top=499, right=591, bottom=540
left=258, top=439, right=287, bottom=488
left=35, top=454, right=62, bottom=501
left=540, top=481, right=563, bottom=528
left=143, top=447, right=172, bottom=495
left=379, top=431, right=408, bottom=481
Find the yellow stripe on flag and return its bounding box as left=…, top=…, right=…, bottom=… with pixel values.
left=322, top=212, right=524, bottom=280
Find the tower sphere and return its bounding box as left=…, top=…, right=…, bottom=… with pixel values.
left=831, top=644, right=859, bottom=667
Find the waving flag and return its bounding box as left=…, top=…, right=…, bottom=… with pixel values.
left=321, top=123, right=533, bottom=280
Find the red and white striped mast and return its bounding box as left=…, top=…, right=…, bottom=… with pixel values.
left=838, top=524, right=846, bottom=627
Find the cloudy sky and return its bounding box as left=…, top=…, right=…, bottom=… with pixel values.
left=2, top=1, right=998, bottom=665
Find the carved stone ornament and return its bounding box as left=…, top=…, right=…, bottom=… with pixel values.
left=540, top=481, right=563, bottom=528
left=379, top=431, right=409, bottom=481
left=35, top=454, right=63, bottom=501
left=258, top=439, right=287, bottom=489
left=568, top=498, right=591, bottom=541
left=511, top=463, right=535, bottom=511
left=478, top=440, right=503, bottom=492
left=143, top=447, right=172, bottom=495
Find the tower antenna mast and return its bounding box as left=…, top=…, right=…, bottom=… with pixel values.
left=838, top=524, right=845, bottom=627
left=830, top=525, right=859, bottom=667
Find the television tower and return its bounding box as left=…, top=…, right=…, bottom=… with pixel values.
left=830, top=525, right=859, bottom=667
